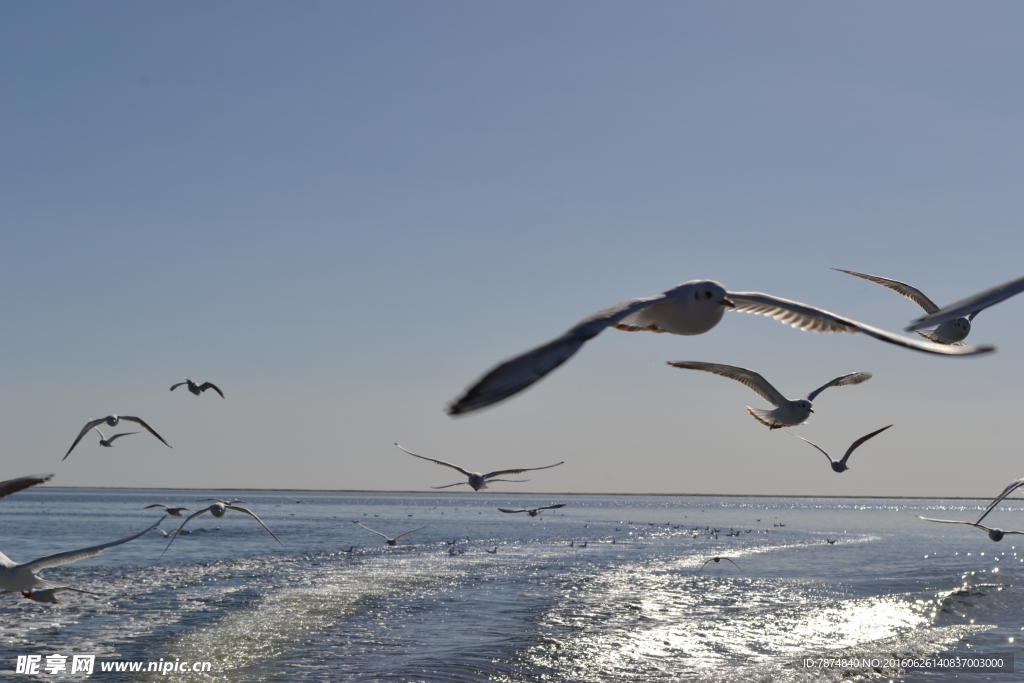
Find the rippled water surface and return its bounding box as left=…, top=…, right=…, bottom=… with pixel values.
left=3, top=489, right=1022, bottom=681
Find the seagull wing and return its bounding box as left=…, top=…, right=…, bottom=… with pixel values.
left=354, top=522, right=391, bottom=540
left=63, top=418, right=108, bottom=460
left=916, top=515, right=982, bottom=527
left=0, top=473, right=54, bottom=499
left=722, top=558, right=741, bottom=570
left=726, top=292, right=994, bottom=356
left=837, top=424, right=893, bottom=467
left=483, top=461, right=564, bottom=479
left=393, top=525, right=428, bottom=540
left=498, top=508, right=527, bottom=513
left=143, top=504, right=169, bottom=510
left=394, top=443, right=474, bottom=477
left=24, top=517, right=165, bottom=572
left=429, top=482, right=472, bottom=489
left=198, top=382, right=225, bottom=398
left=225, top=505, right=282, bottom=545
left=447, top=293, right=672, bottom=415
left=482, top=478, right=530, bottom=484
left=906, top=275, right=1024, bottom=331
left=106, top=432, right=140, bottom=443
left=787, top=433, right=834, bottom=465
left=537, top=504, right=566, bottom=511
left=667, top=361, right=788, bottom=407
left=832, top=269, right=940, bottom=314
left=120, top=416, right=171, bottom=448
left=976, top=477, right=1024, bottom=525
left=162, top=507, right=214, bottom=557
left=169, top=382, right=187, bottom=391
left=805, top=371, right=872, bottom=402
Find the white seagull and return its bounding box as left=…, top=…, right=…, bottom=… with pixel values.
left=93, top=427, right=139, bottom=448
left=698, top=557, right=741, bottom=573
left=1, top=586, right=101, bottom=604
left=161, top=503, right=282, bottom=557
left=395, top=443, right=564, bottom=491
left=666, top=361, right=872, bottom=429
left=789, top=425, right=893, bottom=473
left=0, top=473, right=54, bottom=500
left=143, top=504, right=193, bottom=517
left=835, top=269, right=973, bottom=344
left=905, top=274, right=1024, bottom=335
left=447, top=279, right=992, bottom=415
left=0, top=518, right=163, bottom=594
left=64, top=415, right=171, bottom=460
left=918, top=477, right=1024, bottom=542
left=170, top=378, right=225, bottom=398
left=353, top=522, right=428, bottom=546
left=498, top=503, right=566, bottom=517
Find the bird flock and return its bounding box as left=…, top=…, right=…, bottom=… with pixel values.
left=2, top=272, right=1024, bottom=603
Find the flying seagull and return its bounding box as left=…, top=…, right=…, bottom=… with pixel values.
left=917, top=477, right=1024, bottom=542
left=835, top=269, right=974, bottom=344
left=905, top=273, right=1024, bottom=335
left=0, top=518, right=163, bottom=593
left=698, top=557, right=741, bottom=573
left=170, top=378, right=225, bottom=398
left=353, top=522, right=428, bottom=546
left=64, top=415, right=171, bottom=460
left=143, top=504, right=193, bottom=517
left=447, top=279, right=992, bottom=415
left=498, top=503, right=566, bottom=517
left=0, top=473, right=54, bottom=500
left=93, top=427, right=139, bottom=448
left=1, top=586, right=101, bottom=604
left=161, top=503, right=282, bottom=557
left=395, top=443, right=564, bottom=491
left=667, top=362, right=871, bottom=429
left=789, top=425, right=893, bottom=472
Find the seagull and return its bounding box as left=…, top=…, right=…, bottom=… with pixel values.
left=161, top=503, right=282, bottom=557
left=698, top=557, right=741, bottom=573
left=151, top=527, right=177, bottom=538
left=905, top=273, right=1024, bottom=335
left=353, top=522, right=427, bottom=546
left=1, top=586, right=101, bottom=604
left=486, top=546, right=498, bottom=554
left=143, top=504, right=193, bottom=516
left=0, top=518, right=163, bottom=593
left=826, top=539, right=837, bottom=544
left=394, top=443, right=564, bottom=491
left=64, top=415, right=171, bottom=460
left=667, top=362, right=872, bottom=429
left=917, top=476, right=1024, bottom=542
left=93, top=427, right=139, bottom=448
left=834, top=269, right=974, bottom=344
left=0, top=473, right=54, bottom=500
left=498, top=503, right=566, bottom=517
left=170, top=378, right=224, bottom=398
left=788, top=425, right=893, bottom=472
left=447, top=280, right=992, bottom=415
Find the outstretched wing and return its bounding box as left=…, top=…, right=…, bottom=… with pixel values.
left=447, top=293, right=671, bottom=415
left=198, top=382, right=225, bottom=398
left=63, top=418, right=108, bottom=460
left=916, top=515, right=980, bottom=527
left=25, top=517, right=165, bottom=572
left=667, top=361, right=788, bottom=407
left=107, top=432, right=140, bottom=443
left=169, top=382, right=187, bottom=392
left=0, top=473, right=54, bottom=499
left=354, top=522, right=391, bottom=539
left=838, top=424, right=892, bottom=466
left=120, top=416, right=171, bottom=448
left=393, top=525, right=428, bottom=541
left=906, top=275, right=1024, bottom=331
left=976, top=477, right=1024, bottom=525
left=429, top=482, right=472, bottom=489
left=162, top=508, right=213, bottom=557
left=394, top=443, right=473, bottom=477
left=536, top=503, right=566, bottom=512
left=787, top=433, right=834, bottom=465
left=833, top=269, right=940, bottom=314
left=498, top=508, right=527, bottom=513
left=805, top=371, right=872, bottom=402
left=726, top=292, right=994, bottom=356
left=225, top=505, right=283, bottom=545
left=483, top=461, right=564, bottom=480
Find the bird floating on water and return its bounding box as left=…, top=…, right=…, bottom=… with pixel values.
left=667, top=361, right=871, bottom=429
left=64, top=415, right=170, bottom=460
left=170, top=378, right=224, bottom=398
left=788, top=425, right=893, bottom=472
left=447, top=279, right=992, bottom=415
left=395, top=443, right=563, bottom=491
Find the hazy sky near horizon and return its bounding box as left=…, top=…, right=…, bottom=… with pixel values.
left=2, top=2, right=1023, bottom=497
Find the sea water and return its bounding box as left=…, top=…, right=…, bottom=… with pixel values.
left=2, top=489, right=1022, bottom=681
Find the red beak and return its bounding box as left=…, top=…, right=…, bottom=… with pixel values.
left=720, top=298, right=735, bottom=308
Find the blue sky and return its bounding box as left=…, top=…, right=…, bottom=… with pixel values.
left=2, top=2, right=1022, bottom=496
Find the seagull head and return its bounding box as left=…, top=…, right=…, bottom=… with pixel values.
left=830, top=462, right=848, bottom=473
left=795, top=400, right=813, bottom=413
left=690, top=281, right=733, bottom=308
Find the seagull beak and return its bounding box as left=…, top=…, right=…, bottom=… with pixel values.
left=719, top=298, right=735, bottom=308
left=809, top=408, right=814, bottom=413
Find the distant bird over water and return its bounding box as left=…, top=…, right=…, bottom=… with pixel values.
left=64, top=415, right=171, bottom=460
left=0, top=473, right=53, bottom=500
left=447, top=279, right=992, bottom=415
left=353, top=522, right=427, bottom=546
left=93, top=427, right=138, bottom=448
left=161, top=503, right=281, bottom=557
left=498, top=504, right=566, bottom=517
left=395, top=443, right=564, bottom=491
left=170, top=378, right=224, bottom=398
left=143, top=504, right=193, bottom=517
left=667, top=361, right=872, bottom=429
left=918, top=477, right=1024, bottom=542
left=789, top=425, right=893, bottom=472
left=698, top=557, right=741, bottom=573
